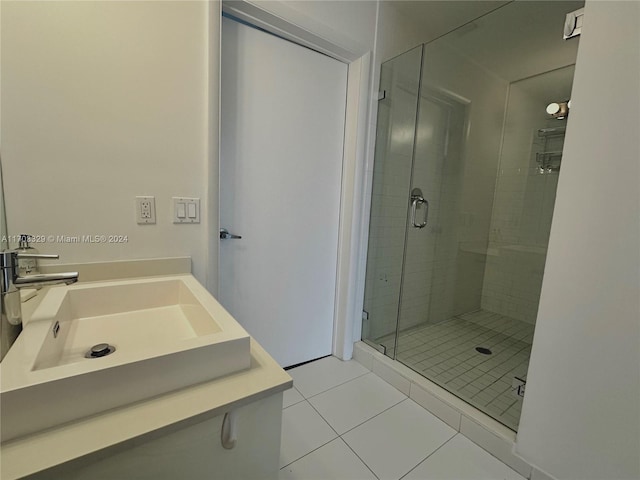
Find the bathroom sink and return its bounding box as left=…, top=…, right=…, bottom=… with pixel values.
left=0, top=275, right=251, bottom=442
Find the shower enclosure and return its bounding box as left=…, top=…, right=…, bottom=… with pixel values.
left=0, top=155, right=8, bottom=251
left=362, top=1, right=583, bottom=431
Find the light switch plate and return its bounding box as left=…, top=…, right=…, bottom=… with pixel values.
left=136, top=196, right=156, bottom=225
left=173, top=197, right=200, bottom=224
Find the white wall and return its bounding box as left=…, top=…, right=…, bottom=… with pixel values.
left=240, top=0, right=378, bottom=59
left=1, top=1, right=215, bottom=285
left=2, top=0, right=377, bottom=360
left=515, top=2, right=640, bottom=479
left=273, top=0, right=377, bottom=54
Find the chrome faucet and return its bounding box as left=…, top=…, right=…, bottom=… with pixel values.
left=1, top=251, right=78, bottom=362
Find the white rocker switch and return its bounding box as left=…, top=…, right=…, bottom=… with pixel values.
left=173, top=197, right=200, bottom=224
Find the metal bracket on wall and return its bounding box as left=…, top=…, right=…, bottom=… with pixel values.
left=563, top=8, right=584, bottom=40
left=512, top=377, right=526, bottom=399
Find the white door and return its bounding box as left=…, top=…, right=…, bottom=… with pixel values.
left=219, top=17, right=347, bottom=368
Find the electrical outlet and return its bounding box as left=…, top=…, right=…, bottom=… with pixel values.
left=136, top=196, right=156, bottom=224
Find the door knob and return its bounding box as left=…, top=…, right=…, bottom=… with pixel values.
left=220, top=228, right=242, bottom=240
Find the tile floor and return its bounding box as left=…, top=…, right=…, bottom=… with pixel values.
left=375, top=310, right=533, bottom=430
left=280, top=355, right=526, bottom=480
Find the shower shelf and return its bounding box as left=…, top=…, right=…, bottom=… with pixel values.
left=536, top=151, right=563, bottom=162
left=537, top=126, right=566, bottom=137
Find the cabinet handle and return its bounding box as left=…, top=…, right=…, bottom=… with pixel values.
left=221, top=410, right=238, bottom=449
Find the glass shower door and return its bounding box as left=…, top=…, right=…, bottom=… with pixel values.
left=362, top=46, right=422, bottom=356
left=394, top=37, right=577, bottom=432
left=395, top=66, right=577, bottom=431
left=0, top=155, right=8, bottom=251
left=396, top=89, right=468, bottom=339
left=363, top=0, right=581, bottom=432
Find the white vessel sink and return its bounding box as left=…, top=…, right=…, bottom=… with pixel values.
left=0, top=275, right=251, bottom=442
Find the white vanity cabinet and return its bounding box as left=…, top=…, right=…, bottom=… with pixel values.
left=25, top=393, right=283, bottom=480
left=1, top=266, right=291, bottom=480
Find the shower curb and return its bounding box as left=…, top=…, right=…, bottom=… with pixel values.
left=353, top=341, right=538, bottom=479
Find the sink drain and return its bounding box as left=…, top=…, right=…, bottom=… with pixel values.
left=475, top=346, right=492, bottom=355
left=85, top=343, right=116, bottom=358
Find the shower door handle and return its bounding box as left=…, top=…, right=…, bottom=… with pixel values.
left=410, top=188, right=429, bottom=229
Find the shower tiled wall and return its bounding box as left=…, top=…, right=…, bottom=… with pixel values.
left=481, top=66, right=574, bottom=323
left=399, top=41, right=509, bottom=330
left=364, top=43, right=510, bottom=342
left=399, top=91, right=463, bottom=329
left=367, top=49, right=573, bottom=339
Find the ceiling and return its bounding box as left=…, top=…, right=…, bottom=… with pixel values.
left=392, top=1, right=510, bottom=44
left=392, top=0, right=584, bottom=82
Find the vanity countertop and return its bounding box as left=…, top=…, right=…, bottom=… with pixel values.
left=0, top=263, right=292, bottom=480
left=2, top=339, right=291, bottom=479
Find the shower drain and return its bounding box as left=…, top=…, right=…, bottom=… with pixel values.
left=475, top=346, right=492, bottom=355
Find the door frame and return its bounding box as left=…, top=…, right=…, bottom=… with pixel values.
left=213, top=0, right=374, bottom=360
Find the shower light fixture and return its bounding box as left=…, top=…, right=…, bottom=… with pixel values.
left=546, top=100, right=570, bottom=119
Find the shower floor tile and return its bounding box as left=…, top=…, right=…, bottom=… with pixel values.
left=375, top=310, right=534, bottom=431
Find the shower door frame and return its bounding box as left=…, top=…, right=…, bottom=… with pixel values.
left=361, top=45, right=425, bottom=357
left=360, top=45, right=472, bottom=360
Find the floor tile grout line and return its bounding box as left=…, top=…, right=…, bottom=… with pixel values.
left=282, top=386, right=523, bottom=478
left=428, top=328, right=519, bottom=374
left=304, top=376, right=410, bottom=438
left=379, top=310, right=533, bottom=345
left=413, top=321, right=529, bottom=371
left=397, top=432, right=459, bottom=480
left=281, top=394, right=403, bottom=478
left=289, top=394, right=450, bottom=480
left=370, top=310, right=530, bottom=431
left=283, top=385, right=306, bottom=410
left=454, top=427, right=528, bottom=478
left=284, top=353, right=530, bottom=477
left=278, top=434, right=339, bottom=470
left=498, top=398, right=520, bottom=416
left=279, top=398, right=341, bottom=471
left=305, top=399, right=342, bottom=438
left=401, top=326, right=527, bottom=370
left=295, top=369, right=371, bottom=401
left=336, top=396, right=408, bottom=437
left=468, top=345, right=531, bottom=397
left=335, top=437, right=381, bottom=480
left=282, top=397, right=306, bottom=410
